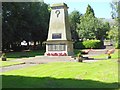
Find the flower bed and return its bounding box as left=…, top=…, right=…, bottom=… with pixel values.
left=47, top=53, right=67, bottom=56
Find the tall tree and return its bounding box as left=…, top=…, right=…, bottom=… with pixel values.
left=69, top=10, right=82, bottom=41
left=2, top=2, right=50, bottom=51
left=109, top=1, right=120, bottom=48
left=84, top=4, right=95, bottom=18
left=77, top=4, right=96, bottom=40
left=108, top=26, right=118, bottom=42
left=77, top=4, right=110, bottom=41
left=94, top=19, right=110, bottom=40
left=110, top=2, right=118, bottom=19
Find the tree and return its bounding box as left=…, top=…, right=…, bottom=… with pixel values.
left=110, top=2, right=118, bottom=19
left=26, top=2, right=50, bottom=47
left=69, top=10, right=82, bottom=41
left=84, top=4, right=95, bottom=18
left=77, top=4, right=110, bottom=41
left=108, top=1, right=120, bottom=48
left=77, top=4, right=96, bottom=40
left=2, top=2, right=50, bottom=51
left=94, top=19, right=110, bottom=40
left=108, top=26, right=118, bottom=42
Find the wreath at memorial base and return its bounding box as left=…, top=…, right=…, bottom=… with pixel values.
left=47, top=53, right=67, bottom=56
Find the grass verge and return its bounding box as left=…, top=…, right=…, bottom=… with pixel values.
left=2, top=59, right=118, bottom=88
left=3, top=50, right=45, bottom=61
left=0, top=61, right=24, bottom=67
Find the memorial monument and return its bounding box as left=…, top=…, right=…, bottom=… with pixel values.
left=44, top=3, right=73, bottom=56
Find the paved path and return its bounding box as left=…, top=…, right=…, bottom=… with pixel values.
left=0, top=49, right=110, bottom=73
left=1, top=64, right=36, bottom=73
left=1, top=57, right=98, bottom=73
left=88, top=49, right=110, bottom=56
left=1, top=56, right=76, bottom=73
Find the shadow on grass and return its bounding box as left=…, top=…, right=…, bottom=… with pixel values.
left=87, top=58, right=107, bottom=60
left=6, top=50, right=45, bottom=59
left=2, top=75, right=118, bottom=88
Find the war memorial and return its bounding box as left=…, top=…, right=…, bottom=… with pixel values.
left=44, top=3, right=74, bottom=56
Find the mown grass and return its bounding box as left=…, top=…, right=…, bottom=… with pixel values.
left=3, top=49, right=119, bottom=60
left=1, top=49, right=119, bottom=88
left=4, top=50, right=45, bottom=60
left=0, top=50, right=45, bottom=66
left=2, top=58, right=118, bottom=88
left=91, top=49, right=119, bottom=59
left=4, top=49, right=79, bottom=60
left=0, top=61, right=24, bottom=67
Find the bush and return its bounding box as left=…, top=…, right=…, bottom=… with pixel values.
left=83, top=40, right=103, bottom=49
left=74, top=42, right=85, bottom=49
left=74, top=40, right=103, bottom=49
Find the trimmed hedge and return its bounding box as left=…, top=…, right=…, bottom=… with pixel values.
left=74, top=40, right=103, bottom=49
left=83, top=40, right=103, bottom=49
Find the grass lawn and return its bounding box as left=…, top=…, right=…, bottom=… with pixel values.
left=91, top=49, right=119, bottom=59
left=3, top=49, right=119, bottom=60
left=0, top=50, right=45, bottom=67
left=1, top=49, right=119, bottom=88
left=2, top=59, right=118, bottom=88
left=0, top=61, right=24, bottom=67
left=3, top=49, right=78, bottom=61
left=0, top=49, right=81, bottom=68
left=4, top=50, right=45, bottom=60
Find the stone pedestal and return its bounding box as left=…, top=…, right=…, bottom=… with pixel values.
left=44, top=3, right=73, bottom=56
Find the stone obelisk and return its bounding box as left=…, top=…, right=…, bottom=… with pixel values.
left=44, top=3, right=73, bottom=56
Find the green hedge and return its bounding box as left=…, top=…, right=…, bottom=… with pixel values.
left=83, top=40, right=103, bottom=49
left=74, top=40, right=103, bottom=49
left=74, top=42, right=85, bottom=49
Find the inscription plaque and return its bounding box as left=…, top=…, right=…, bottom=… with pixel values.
left=48, top=44, right=65, bottom=51
left=52, top=33, right=61, bottom=39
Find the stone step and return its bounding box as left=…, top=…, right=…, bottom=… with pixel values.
left=35, top=56, right=74, bottom=59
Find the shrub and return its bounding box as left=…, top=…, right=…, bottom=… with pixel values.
left=74, top=42, right=85, bottom=49
left=74, top=40, right=103, bottom=49
left=83, top=40, right=103, bottom=49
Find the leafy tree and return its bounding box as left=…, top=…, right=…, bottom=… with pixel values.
left=77, top=4, right=110, bottom=41
left=110, top=2, right=118, bottom=19
left=94, top=19, right=110, bottom=40
left=84, top=4, right=95, bottom=18
left=69, top=10, right=82, bottom=41
left=108, top=26, right=118, bottom=42
left=2, top=2, right=50, bottom=51
left=108, top=1, right=120, bottom=48
left=77, top=4, right=96, bottom=40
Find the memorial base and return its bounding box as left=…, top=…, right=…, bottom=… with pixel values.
left=44, top=40, right=74, bottom=56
